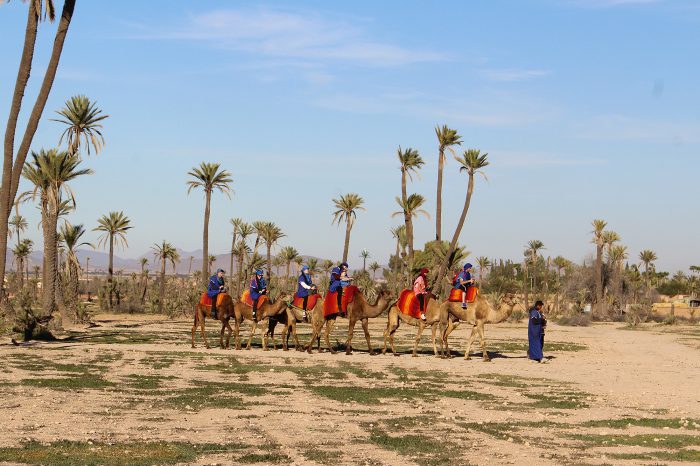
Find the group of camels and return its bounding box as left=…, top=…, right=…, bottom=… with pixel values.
left=191, top=286, right=521, bottom=361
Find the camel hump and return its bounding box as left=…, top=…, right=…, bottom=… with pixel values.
left=397, top=289, right=428, bottom=319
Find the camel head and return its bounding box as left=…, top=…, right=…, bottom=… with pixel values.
left=502, top=293, right=520, bottom=308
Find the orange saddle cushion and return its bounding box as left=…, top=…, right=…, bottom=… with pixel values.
left=323, top=286, right=359, bottom=318
left=448, top=287, right=478, bottom=303
left=199, top=293, right=227, bottom=307
left=292, top=293, right=320, bottom=310
left=397, top=289, right=431, bottom=319
left=240, top=290, right=268, bottom=308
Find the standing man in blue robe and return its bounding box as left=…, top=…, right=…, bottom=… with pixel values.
left=207, top=268, right=226, bottom=319
left=250, top=269, right=267, bottom=322
left=528, top=300, right=547, bottom=362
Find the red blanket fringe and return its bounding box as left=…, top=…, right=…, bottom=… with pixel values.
left=292, top=293, right=320, bottom=310
left=199, top=293, right=227, bottom=307
left=397, top=289, right=431, bottom=319
left=240, top=290, right=268, bottom=308
left=323, top=286, right=359, bottom=318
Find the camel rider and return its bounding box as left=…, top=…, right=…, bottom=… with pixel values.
left=297, top=265, right=317, bottom=321
left=329, top=262, right=353, bottom=317
left=250, top=269, right=267, bottom=322
left=454, top=263, right=475, bottom=309
left=413, top=268, right=429, bottom=321
left=207, top=269, right=226, bottom=319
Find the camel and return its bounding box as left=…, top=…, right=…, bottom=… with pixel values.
left=306, top=288, right=392, bottom=355
left=381, top=295, right=448, bottom=357
left=439, top=293, right=520, bottom=361
left=266, top=297, right=324, bottom=351
left=191, top=293, right=236, bottom=349
left=232, top=294, right=292, bottom=350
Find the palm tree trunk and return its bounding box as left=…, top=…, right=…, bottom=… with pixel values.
left=0, top=1, right=77, bottom=294
left=401, top=168, right=414, bottom=282
left=237, top=254, right=245, bottom=297
left=202, top=190, right=211, bottom=287
left=266, top=246, right=272, bottom=283
left=435, top=149, right=444, bottom=242
left=342, top=219, right=352, bottom=263
left=159, top=258, right=166, bottom=313
left=556, top=269, right=562, bottom=315
left=41, top=207, right=58, bottom=319
left=108, top=234, right=114, bottom=309
left=433, top=173, right=474, bottom=297
left=229, top=231, right=236, bottom=279
left=594, top=243, right=603, bottom=316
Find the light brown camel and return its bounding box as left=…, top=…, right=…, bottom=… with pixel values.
left=191, top=293, right=236, bottom=349
left=306, top=288, right=392, bottom=355
left=439, top=293, right=520, bottom=361
left=232, top=294, right=292, bottom=350
left=381, top=295, right=447, bottom=357
left=266, top=297, right=324, bottom=351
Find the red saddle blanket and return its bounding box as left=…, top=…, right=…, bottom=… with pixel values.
left=448, top=287, right=478, bottom=303
left=292, top=293, right=320, bottom=310
left=397, top=289, right=431, bottom=319
left=199, top=293, right=227, bottom=307
left=240, top=290, right=268, bottom=308
left=323, top=286, right=359, bottom=318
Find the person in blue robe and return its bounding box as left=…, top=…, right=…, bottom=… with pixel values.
left=207, top=269, right=226, bottom=318
left=453, top=263, right=475, bottom=309
left=250, top=269, right=267, bottom=322
left=296, top=265, right=317, bottom=321
left=329, top=262, right=353, bottom=318
left=528, top=300, right=547, bottom=362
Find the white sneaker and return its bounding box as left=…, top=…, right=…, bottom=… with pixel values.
left=420, top=313, right=426, bottom=321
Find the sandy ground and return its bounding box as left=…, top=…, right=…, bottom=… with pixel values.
left=0, top=313, right=699, bottom=465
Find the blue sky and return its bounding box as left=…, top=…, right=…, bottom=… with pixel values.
left=1, top=0, right=699, bottom=272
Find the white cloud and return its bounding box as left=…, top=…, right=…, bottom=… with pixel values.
left=480, top=68, right=551, bottom=82
left=138, top=8, right=446, bottom=67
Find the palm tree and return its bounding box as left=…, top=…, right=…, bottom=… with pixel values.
left=332, top=193, right=365, bottom=263
left=525, top=240, right=546, bottom=296
left=208, top=254, right=217, bottom=274
left=235, top=223, right=255, bottom=293
left=608, top=245, right=628, bottom=300
left=186, top=162, right=232, bottom=286
left=601, top=230, right=620, bottom=265
left=392, top=193, right=429, bottom=274
left=8, top=214, right=28, bottom=246
left=251, top=220, right=267, bottom=257
left=278, top=246, right=299, bottom=288
left=22, top=148, right=92, bottom=317
left=187, top=256, right=193, bottom=275
left=12, top=238, right=33, bottom=288
left=397, top=147, right=424, bottom=266
left=94, top=211, right=132, bottom=309
left=59, top=222, right=92, bottom=310
left=229, top=218, right=243, bottom=279
left=369, top=261, right=381, bottom=280
left=390, top=225, right=407, bottom=272
left=139, top=257, right=149, bottom=304
left=475, top=256, right=492, bottom=284
left=259, top=222, right=285, bottom=282
left=591, top=219, right=607, bottom=315
left=433, top=149, right=488, bottom=296
left=0, top=0, right=78, bottom=297
left=51, top=95, right=109, bottom=155
left=552, top=256, right=572, bottom=314
left=639, top=249, right=658, bottom=290
left=434, top=124, right=462, bottom=242
left=151, top=241, right=180, bottom=314
left=359, top=249, right=371, bottom=271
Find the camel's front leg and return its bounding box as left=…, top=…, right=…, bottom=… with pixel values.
left=325, top=320, right=337, bottom=354
left=413, top=321, right=427, bottom=357
left=246, top=320, right=258, bottom=350
left=290, top=320, right=300, bottom=351
left=200, top=315, right=210, bottom=349
left=477, top=322, right=490, bottom=362
left=430, top=323, right=439, bottom=356
left=440, top=318, right=456, bottom=358
left=233, top=318, right=242, bottom=350
left=464, top=325, right=479, bottom=360
left=219, top=320, right=226, bottom=349
left=306, top=320, right=322, bottom=353
left=345, top=317, right=357, bottom=355
left=191, top=313, right=198, bottom=348
left=361, top=318, right=374, bottom=355
left=225, top=321, right=234, bottom=349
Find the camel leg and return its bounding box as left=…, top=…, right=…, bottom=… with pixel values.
left=464, top=325, right=479, bottom=360
left=290, top=320, right=300, bottom=351
left=413, top=321, right=426, bottom=357
left=361, top=318, right=374, bottom=356
left=234, top=318, right=241, bottom=350
left=306, top=320, right=322, bottom=353
left=247, top=321, right=258, bottom=350
left=219, top=320, right=225, bottom=349
left=199, top=313, right=210, bottom=349
left=441, top=319, right=456, bottom=358
left=325, top=319, right=337, bottom=354
left=191, top=312, right=197, bottom=348
left=382, top=312, right=399, bottom=355
left=345, top=318, right=356, bottom=355
left=430, top=323, right=438, bottom=356
left=225, top=321, right=233, bottom=349
left=477, top=322, right=490, bottom=362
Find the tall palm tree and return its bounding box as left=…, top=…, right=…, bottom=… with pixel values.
left=552, top=256, right=572, bottom=314
left=392, top=193, right=430, bottom=274
left=397, top=147, right=424, bottom=265
left=8, top=214, right=28, bottom=246
left=12, top=238, right=33, bottom=288
left=390, top=225, right=407, bottom=272
left=94, top=211, right=132, bottom=309
left=639, top=249, right=658, bottom=290
left=434, top=125, right=462, bottom=242
left=208, top=254, right=216, bottom=273
left=369, top=261, right=381, bottom=280
left=525, top=239, right=546, bottom=296
left=59, top=222, right=92, bottom=310
left=332, top=193, right=365, bottom=263
left=475, top=256, right=492, bottom=284
left=359, top=249, right=371, bottom=271
left=51, top=95, right=109, bottom=155
left=186, top=162, right=232, bottom=286
left=591, top=219, right=607, bottom=315
left=278, top=246, right=299, bottom=288
left=151, top=241, right=180, bottom=314
left=601, top=230, right=620, bottom=265
left=259, top=222, right=285, bottom=282
left=251, top=220, right=267, bottom=257
left=229, top=217, right=243, bottom=278
left=433, top=149, right=488, bottom=296
left=608, top=245, right=628, bottom=300
left=139, top=257, right=149, bottom=304
left=22, top=148, right=92, bottom=317
left=235, top=223, right=255, bottom=293
left=0, top=0, right=77, bottom=297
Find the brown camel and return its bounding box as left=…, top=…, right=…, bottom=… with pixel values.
left=233, top=294, right=292, bottom=350
left=439, top=293, right=520, bottom=361
left=306, top=288, right=392, bottom=355
left=191, top=293, right=236, bottom=349
left=266, top=297, right=324, bottom=351
left=382, top=295, right=447, bottom=357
